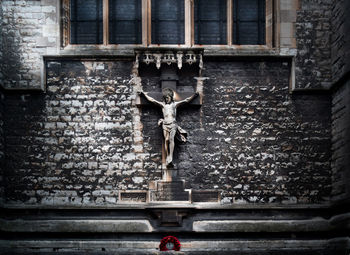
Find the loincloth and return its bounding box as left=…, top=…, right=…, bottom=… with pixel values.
left=158, top=119, right=187, bottom=143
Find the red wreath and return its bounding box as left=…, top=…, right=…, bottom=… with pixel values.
left=159, top=236, right=181, bottom=251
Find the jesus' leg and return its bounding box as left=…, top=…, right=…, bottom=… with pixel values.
left=163, top=130, right=170, bottom=164
left=167, top=129, right=176, bottom=166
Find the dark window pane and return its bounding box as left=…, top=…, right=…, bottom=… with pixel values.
left=70, top=0, right=103, bottom=44
left=194, top=0, right=227, bottom=45
left=109, top=0, right=142, bottom=44
left=151, top=0, right=184, bottom=44
left=233, top=0, right=265, bottom=45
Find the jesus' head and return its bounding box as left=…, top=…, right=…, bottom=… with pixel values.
left=162, top=88, right=174, bottom=104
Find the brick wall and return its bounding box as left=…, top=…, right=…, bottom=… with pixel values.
left=3, top=60, right=153, bottom=206
left=0, top=0, right=59, bottom=89
left=2, top=58, right=332, bottom=206
left=187, top=59, right=331, bottom=204
left=295, top=0, right=332, bottom=89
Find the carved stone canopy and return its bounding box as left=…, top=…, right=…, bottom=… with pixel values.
left=134, top=48, right=204, bottom=70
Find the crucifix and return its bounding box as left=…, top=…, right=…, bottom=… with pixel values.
left=137, top=65, right=201, bottom=180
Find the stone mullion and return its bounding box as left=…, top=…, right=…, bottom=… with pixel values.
left=227, top=0, right=232, bottom=46
left=103, top=0, right=109, bottom=45
left=62, top=0, right=70, bottom=47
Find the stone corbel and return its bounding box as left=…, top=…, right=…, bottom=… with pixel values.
left=143, top=52, right=154, bottom=65
left=154, top=53, right=162, bottom=69
left=134, top=53, right=140, bottom=69
left=136, top=50, right=203, bottom=70
left=185, top=51, right=196, bottom=65
left=163, top=52, right=176, bottom=66
left=176, top=51, right=183, bottom=69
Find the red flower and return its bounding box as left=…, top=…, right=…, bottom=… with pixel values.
left=159, top=236, right=181, bottom=251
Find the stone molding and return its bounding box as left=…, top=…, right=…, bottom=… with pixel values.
left=0, top=239, right=348, bottom=254
left=1, top=214, right=349, bottom=233
left=0, top=219, right=153, bottom=233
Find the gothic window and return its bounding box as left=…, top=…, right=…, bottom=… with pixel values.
left=232, top=0, right=266, bottom=45
left=109, top=0, right=142, bottom=44
left=63, top=0, right=271, bottom=47
left=151, top=0, right=185, bottom=44
left=194, top=0, right=227, bottom=45
left=70, top=0, right=103, bottom=44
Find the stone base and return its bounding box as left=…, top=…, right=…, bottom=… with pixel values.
left=150, top=181, right=190, bottom=202
left=148, top=180, right=220, bottom=203
left=1, top=207, right=349, bottom=254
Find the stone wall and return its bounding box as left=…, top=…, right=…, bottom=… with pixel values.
left=331, top=81, right=350, bottom=203
left=0, top=0, right=59, bottom=89
left=2, top=58, right=332, bottom=206
left=196, top=59, right=331, bottom=204
left=0, top=89, right=4, bottom=204
left=330, top=0, right=350, bottom=204
left=295, top=0, right=332, bottom=89
left=0, top=0, right=337, bottom=92
left=331, top=0, right=350, bottom=83
left=3, top=60, right=153, bottom=206
left=0, top=1, right=3, bottom=87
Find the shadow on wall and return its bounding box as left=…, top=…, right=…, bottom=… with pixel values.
left=0, top=90, right=4, bottom=204
left=0, top=7, right=40, bottom=89
left=2, top=91, right=46, bottom=203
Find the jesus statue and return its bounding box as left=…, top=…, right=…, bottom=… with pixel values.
left=139, top=88, right=199, bottom=167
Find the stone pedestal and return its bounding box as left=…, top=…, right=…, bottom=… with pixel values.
left=150, top=181, right=190, bottom=202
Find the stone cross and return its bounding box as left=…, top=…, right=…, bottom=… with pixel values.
left=137, top=65, right=201, bottom=181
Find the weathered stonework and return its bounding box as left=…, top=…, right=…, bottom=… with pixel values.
left=3, top=60, right=160, bottom=206
left=295, top=0, right=332, bottom=89
left=0, top=1, right=349, bottom=254
left=331, top=0, right=350, bottom=84
left=331, top=81, right=350, bottom=202
left=0, top=0, right=59, bottom=89
left=0, top=90, right=4, bottom=204
left=196, top=59, right=331, bottom=203
left=0, top=2, right=3, bottom=88
left=330, top=0, right=350, bottom=204
left=0, top=0, right=338, bottom=92
left=1, top=58, right=332, bottom=206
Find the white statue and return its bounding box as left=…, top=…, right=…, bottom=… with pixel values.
left=139, top=88, right=199, bottom=167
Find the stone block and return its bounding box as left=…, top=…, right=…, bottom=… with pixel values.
left=281, top=10, right=297, bottom=22
left=0, top=219, right=153, bottom=233
left=193, top=219, right=331, bottom=232
left=192, top=190, right=220, bottom=202
left=120, top=191, right=147, bottom=203
left=281, top=22, right=295, bottom=37
left=42, top=24, right=58, bottom=37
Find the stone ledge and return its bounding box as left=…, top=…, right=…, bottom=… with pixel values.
left=0, top=239, right=348, bottom=254
left=0, top=217, right=339, bottom=233
left=0, top=202, right=331, bottom=209
left=330, top=212, right=350, bottom=230
left=53, top=47, right=293, bottom=58
left=0, top=219, right=153, bottom=233
left=193, top=219, right=332, bottom=232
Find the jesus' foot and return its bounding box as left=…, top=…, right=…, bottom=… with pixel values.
left=166, top=157, right=173, bottom=167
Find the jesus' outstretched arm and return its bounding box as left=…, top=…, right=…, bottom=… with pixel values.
left=139, top=91, right=164, bottom=107
left=175, top=92, right=199, bottom=108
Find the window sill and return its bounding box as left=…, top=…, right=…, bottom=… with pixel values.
left=59, top=45, right=297, bottom=57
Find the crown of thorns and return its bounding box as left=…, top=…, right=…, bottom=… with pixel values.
left=162, top=88, right=174, bottom=99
